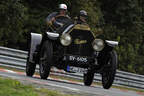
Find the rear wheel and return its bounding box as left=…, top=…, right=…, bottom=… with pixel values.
left=39, top=40, right=53, bottom=79
left=101, top=50, right=117, bottom=89
left=83, top=71, right=94, bottom=86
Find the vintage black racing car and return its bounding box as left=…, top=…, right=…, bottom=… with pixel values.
left=26, top=16, right=118, bottom=89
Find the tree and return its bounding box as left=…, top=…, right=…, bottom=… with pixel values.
left=0, top=0, right=27, bottom=49
left=0, top=0, right=144, bottom=74
left=99, top=0, right=144, bottom=74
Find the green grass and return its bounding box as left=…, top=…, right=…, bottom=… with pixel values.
left=0, top=77, right=37, bottom=96
left=0, top=77, right=79, bottom=96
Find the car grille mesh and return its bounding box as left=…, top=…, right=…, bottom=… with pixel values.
left=66, top=29, right=94, bottom=56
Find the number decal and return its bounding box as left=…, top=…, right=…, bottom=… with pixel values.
left=77, top=57, right=87, bottom=62
left=69, top=56, right=75, bottom=61
left=69, top=67, right=87, bottom=73
left=69, top=56, right=87, bottom=62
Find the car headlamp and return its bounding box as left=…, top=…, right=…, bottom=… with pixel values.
left=60, top=34, right=72, bottom=46
left=92, top=39, right=104, bottom=51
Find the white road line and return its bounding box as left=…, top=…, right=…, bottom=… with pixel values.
left=26, top=78, right=80, bottom=92
left=47, top=83, right=80, bottom=91
left=5, top=69, right=16, bottom=73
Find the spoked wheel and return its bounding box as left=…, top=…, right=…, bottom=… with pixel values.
left=84, top=71, right=94, bottom=86
left=39, top=40, right=53, bottom=79
left=26, top=56, right=36, bottom=77
left=101, top=50, right=117, bottom=89
left=26, top=35, right=36, bottom=77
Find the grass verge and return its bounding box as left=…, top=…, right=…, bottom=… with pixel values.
left=0, top=77, right=79, bottom=96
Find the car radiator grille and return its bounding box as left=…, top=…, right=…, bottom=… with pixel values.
left=66, top=29, right=94, bottom=56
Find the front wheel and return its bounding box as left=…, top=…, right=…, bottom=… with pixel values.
left=83, top=71, right=94, bottom=86
left=101, top=50, right=117, bottom=89
left=26, top=36, right=36, bottom=77
left=26, top=56, right=36, bottom=77
left=39, top=40, right=53, bottom=79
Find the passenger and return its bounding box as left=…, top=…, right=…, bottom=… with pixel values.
left=76, top=10, right=88, bottom=25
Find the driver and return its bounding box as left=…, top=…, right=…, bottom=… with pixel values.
left=46, top=4, right=70, bottom=31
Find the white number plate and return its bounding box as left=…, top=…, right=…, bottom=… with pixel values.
left=69, top=56, right=88, bottom=62
left=69, top=66, right=87, bottom=73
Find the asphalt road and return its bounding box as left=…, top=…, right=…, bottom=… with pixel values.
left=0, top=68, right=143, bottom=96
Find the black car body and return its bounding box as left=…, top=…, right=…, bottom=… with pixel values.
left=26, top=17, right=118, bottom=89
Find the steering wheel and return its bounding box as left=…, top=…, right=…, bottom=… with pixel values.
left=54, top=15, right=72, bottom=26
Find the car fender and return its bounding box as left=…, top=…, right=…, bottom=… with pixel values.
left=46, top=32, right=59, bottom=40
left=105, top=40, right=118, bottom=47
left=29, top=33, right=42, bottom=63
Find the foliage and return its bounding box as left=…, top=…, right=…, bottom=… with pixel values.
left=99, top=0, right=144, bottom=74
left=0, top=0, right=144, bottom=74
left=0, top=0, right=28, bottom=49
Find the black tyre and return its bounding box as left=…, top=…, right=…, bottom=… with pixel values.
left=84, top=71, right=94, bottom=86
left=39, top=40, right=53, bottom=79
left=26, top=35, right=36, bottom=77
left=26, top=56, right=36, bottom=77
left=101, top=50, right=117, bottom=89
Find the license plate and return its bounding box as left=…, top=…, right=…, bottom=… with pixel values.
left=69, top=56, right=88, bottom=63
left=68, top=66, right=87, bottom=73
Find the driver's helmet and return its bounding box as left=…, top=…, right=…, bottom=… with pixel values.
left=79, top=10, right=87, bottom=17
left=59, top=4, right=67, bottom=10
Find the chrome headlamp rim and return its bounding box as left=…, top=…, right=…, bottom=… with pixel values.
left=60, top=33, right=72, bottom=46
left=92, top=39, right=104, bottom=51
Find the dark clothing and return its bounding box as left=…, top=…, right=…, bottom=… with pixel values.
left=46, top=12, right=61, bottom=30
left=46, top=12, right=73, bottom=33
left=76, top=19, right=89, bottom=26
left=46, top=12, right=58, bottom=22
left=46, top=12, right=71, bottom=30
